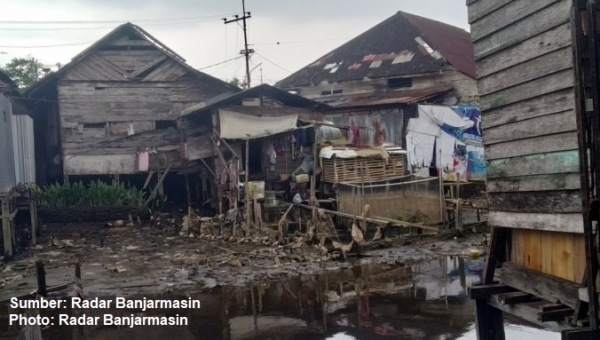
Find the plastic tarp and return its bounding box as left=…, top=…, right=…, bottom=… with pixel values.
left=406, top=105, right=485, bottom=181
left=219, top=109, right=298, bottom=140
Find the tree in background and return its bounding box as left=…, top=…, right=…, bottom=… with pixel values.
left=0, top=57, right=44, bottom=90
left=228, top=77, right=248, bottom=89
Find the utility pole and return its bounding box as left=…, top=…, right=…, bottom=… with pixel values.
left=223, top=0, right=253, bottom=88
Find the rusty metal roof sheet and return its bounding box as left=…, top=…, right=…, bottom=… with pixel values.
left=315, top=87, right=452, bottom=109
left=276, top=11, right=475, bottom=89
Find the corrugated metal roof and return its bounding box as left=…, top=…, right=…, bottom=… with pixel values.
left=315, top=87, right=452, bottom=109
left=180, top=84, right=329, bottom=117
left=276, top=11, right=475, bottom=89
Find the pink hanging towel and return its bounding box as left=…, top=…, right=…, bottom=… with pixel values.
left=351, top=124, right=361, bottom=147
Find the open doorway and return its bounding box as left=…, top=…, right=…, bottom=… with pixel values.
left=242, top=140, right=263, bottom=177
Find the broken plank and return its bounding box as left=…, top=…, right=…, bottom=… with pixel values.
left=129, top=55, right=167, bottom=78
left=468, top=284, right=517, bottom=300
left=498, top=261, right=580, bottom=309
left=488, top=294, right=572, bottom=332
left=497, top=292, right=538, bottom=305
left=537, top=308, right=573, bottom=322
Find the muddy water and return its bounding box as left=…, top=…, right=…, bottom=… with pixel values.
left=1, top=257, right=559, bottom=340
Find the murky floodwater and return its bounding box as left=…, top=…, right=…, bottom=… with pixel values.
left=1, top=257, right=559, bottom=339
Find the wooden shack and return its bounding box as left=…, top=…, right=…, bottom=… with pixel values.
left=179, top=84, right=328, bottom=214
left=25, top=22, right=237, bottom=185
left=466, top=0, right=600, bottom=338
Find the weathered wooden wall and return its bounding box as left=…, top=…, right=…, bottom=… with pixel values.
left=468, top=0, right=584, bottom=282
left=57, top=32, right=229, bottom=175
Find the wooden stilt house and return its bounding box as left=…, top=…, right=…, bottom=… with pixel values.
left=466, top=0, right=600, bottom=338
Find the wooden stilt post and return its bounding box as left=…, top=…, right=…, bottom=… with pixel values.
left=36, top=260, right=47, bottom=297
left=185, top=174, right=192, bottom=235
left=310, top=126, right=318, bottom=224
left=2, top=198, right=12, bottom=259
left=472, top=227, right=508, bottom=340
left=30, top=198, right=38, bottom=246
left=245, top=139, right=251, bottom=237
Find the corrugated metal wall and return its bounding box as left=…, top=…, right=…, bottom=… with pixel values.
left=0, top=93, right=17, bottom=193
left=12, top=111, right=36, bottom=184
left=326, top=108, right=404, bottom=146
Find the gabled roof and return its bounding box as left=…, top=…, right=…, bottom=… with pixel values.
left=26, top=22, right=239, bottom=97
left=180, top=83, right=330, bottom=117
left=315, top=87, right=452, bottom=110
left=276, top=11, right=475, bottom=89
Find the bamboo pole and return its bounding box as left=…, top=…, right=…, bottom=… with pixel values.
left=2, top=198, right=12, bottom=259
left=245, top=139, right=251, bottom=237
left=310, top=127, right=318, bottom=223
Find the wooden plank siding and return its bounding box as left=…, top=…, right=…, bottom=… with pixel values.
left=468, top=0, right=585, bottom=283
left=511, top=229, right=586, bottom=283
left=471, top=0, right=579, bottom=216
left=54, top=31, right=232, bottom=175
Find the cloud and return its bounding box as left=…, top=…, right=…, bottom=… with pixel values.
left=0, top=0, right=469, bottom=84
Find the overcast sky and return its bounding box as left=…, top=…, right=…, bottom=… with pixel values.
left=0, top=0, right=469, bottom=85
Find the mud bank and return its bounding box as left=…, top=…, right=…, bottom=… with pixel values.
left=0, top=220, right=487, bottom=300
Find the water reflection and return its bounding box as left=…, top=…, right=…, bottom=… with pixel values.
left=2, top=256, right=559, bottom=340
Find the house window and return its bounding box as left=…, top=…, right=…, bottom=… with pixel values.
left=94, top=87, right=108, bottom=91
left=321, top=89, right=343, bottom=96
left=156, top=120, right=177, bottom=129
left=387, top=78, right=413, bottom=89
left=83, top=123, right=105, bottom=129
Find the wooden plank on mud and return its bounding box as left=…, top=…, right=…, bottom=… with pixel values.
left=489, top=211, right=583, bottom=234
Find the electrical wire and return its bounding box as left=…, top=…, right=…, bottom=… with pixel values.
left=0, top=18, right=227, bottom=31
left=254, top=52, right=292, bottom=74
left=0, top=14, right=236, bottom=25
left=0, top=41, right=95, bottom=48
left=252, top=37, right=350, bottom=46
left=197, top=56, right=244, bottom=70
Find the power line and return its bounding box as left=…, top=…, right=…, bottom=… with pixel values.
left=254, top=52, right=292, bottom=74
left=0, top=18, right=226, bottom=31
left=0, top=41, right=95, bottom=48
left=0, top=14, right=236, bottom=25
left=252, top=37, right=350, bottom=46
left=197, top=56, right=244, bottom=70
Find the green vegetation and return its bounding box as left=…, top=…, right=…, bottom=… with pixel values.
left=32, top=180, right=147, bottom=210
left=393, top=211, right=431, bottom=224
left=0, top=57, right=45, bottom=90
